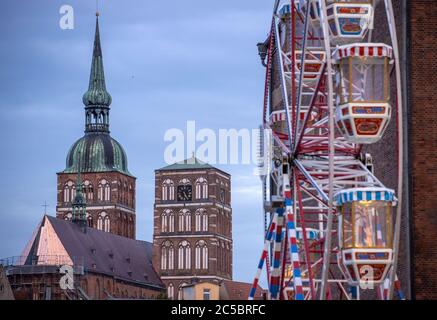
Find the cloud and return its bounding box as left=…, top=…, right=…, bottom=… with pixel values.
left=0, top=0, right=273, bottom=284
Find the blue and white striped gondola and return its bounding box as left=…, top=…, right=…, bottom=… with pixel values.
left=334, top=188, right=397, bottom=286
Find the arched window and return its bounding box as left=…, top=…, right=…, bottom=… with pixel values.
left=123, top=215, right=128, bottom=237
left=161, top=209, right=174, bottom=233
left=161, top=211, right=168, bottom=233
left=195, top=209, right=208, bottom=232
left=167, top=283, right=174, bottom=300
left=86, top=213, right=93, bottom=228
left=220, top=241, right=225, bottom=272
left=117, top=181, right=121, bottom=201
left=178, top=209, right=191, bottom=232
left=98, top=179, right=111, bottom=202
left=168, top=244, right=174, bottom=270
left=97, top=214, right=103, bottom=230
left=63, top=181, right=75, bottom=203
left=129, top=185, right=133, bottom=207
left=226, top=242, right=230, bottom=274
left=106, top=280, right=112, bottom=295
left=95, top=278, right=101, bottom=300
left=63, top=185, right=69, bottom=202
left=123, top=182, right=128, bottom=205
left=195, top=240, right=208, bottom=270
left=195, top=178, right=208, bottom=199
left=162, top=179, right=175, bottom=201
left=97, top=212, right=110, bottom=232
left=82, top=279, right=88, bottom=293
left=128, top=216, right=133, bottom=238
left=178, top=283, right=188, bottom=300
left=178, top=241, right=191, bottom=270
left=104, top=215, right=110, bottom=232
left=83, top=180, right=93, bottom=201
left=64, top=212, right=72, bottom=221
left=161, top=241, right=174, bottom=270
left=161, top=243, right=167, bottom=270
left=169, top=211, right=175, bottom=232
left=106, top=183, right=111, bottom=202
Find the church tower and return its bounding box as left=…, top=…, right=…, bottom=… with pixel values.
left=56, top=14, right=136, bottom=239
left=153, top=156, right=233, bottom=300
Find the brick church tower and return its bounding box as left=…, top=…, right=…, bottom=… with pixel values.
left=152, top=156, right=233, bottom=299
left=56, top=15, right=136, bottom=239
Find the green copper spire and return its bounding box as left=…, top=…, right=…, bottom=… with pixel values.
left=72, top=153, right=87, bottom=230
left=82, top=14, right=112, bottom=134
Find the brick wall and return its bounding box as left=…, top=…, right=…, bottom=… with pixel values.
left=152, top=168, right=233, bottom=299
left=8, top=272, right=163, bottom=300
left=367, top=0, right=437, bottom=299
left=408, top=0, right=437, bottom=300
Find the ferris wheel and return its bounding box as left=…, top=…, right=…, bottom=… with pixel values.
left=250, top=0, right=405, bottom=300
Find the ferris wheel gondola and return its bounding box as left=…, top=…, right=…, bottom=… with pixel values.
left=251, top=0, right=405, bottom=300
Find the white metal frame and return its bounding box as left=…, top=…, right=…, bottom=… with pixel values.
left=253, top=0, right=404, bottom=300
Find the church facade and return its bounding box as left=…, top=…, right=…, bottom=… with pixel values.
left=153, top=157, right=233, bottom=299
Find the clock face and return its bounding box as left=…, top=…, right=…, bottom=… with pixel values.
left=177, top=185, right=192, bottom=202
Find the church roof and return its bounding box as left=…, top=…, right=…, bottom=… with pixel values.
left=63, top=133, right=132, bottom=176
left=20, top=215, right=164, bottom=290
left=157, top=155, right=224, bottom=172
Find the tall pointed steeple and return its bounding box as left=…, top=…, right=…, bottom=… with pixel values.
left=58, top=11, right=136, bottom=240
left=82, top=13, right=112, bottom=134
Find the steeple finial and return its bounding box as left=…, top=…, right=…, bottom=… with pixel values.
left=82, top=13, right=112, bottom=134
left=42, top=202, right=49, bottom=215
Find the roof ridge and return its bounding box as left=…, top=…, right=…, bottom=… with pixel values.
left=157, top=155, right=216, bottom=171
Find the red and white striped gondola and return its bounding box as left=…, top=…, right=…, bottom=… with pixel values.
left=333, top=43, right=393, bottom=144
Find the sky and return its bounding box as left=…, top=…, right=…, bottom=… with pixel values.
left=0, top=0, right=273, bottom=285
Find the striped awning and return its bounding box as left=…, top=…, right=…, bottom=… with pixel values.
left=279, top=4, right=291, bottom=16
left=333, top=43, right=393, bottom=60
left=334, top=188, right=397, bottom=206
